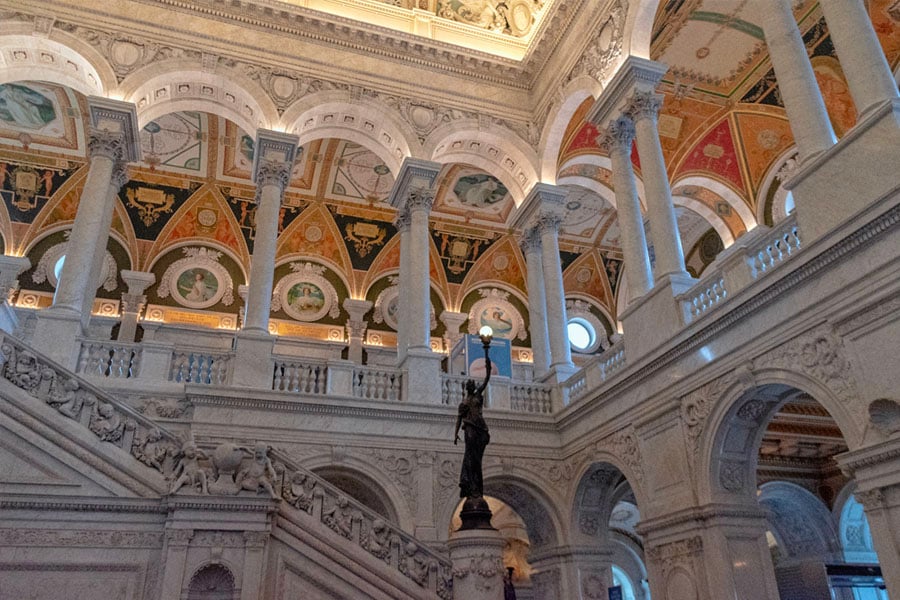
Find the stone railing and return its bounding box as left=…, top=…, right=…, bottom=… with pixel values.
left=678, top=273, right=727, bottom=324
left=564, top=341, right=627, bottom=406
left=747, top=215, right=802, bottom=279
left=77, top=340, right=142, bottom=379
left=269, top=448, right=452, bottom=599
left=169, top=349, right=233, bottom=385
left=510, top=382, right=552, bottom=413
left=0, top=332, right=181, bottom=481
left=352, top=366, right=402, bottom=401
left=441, top=374, right=469, bottom=406
left=272, top=358, right=328, bottom=395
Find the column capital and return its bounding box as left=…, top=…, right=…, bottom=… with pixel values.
left=252, top=129, right=300, bottom=189
left=518, top=226, right=542, bottom=256
left=510, top=182, right=568, bottom=231
left=388, top=157, right=441, bottom=212
left=596, top=115, right=636, bottom=155
left=87, top=129, right=126, bottom=161
left=342, top=297, right=373, bottom=322
left=120, top=292, right=147, bottom=314
left=120, top=270, right=156, bottom=296
left=586, top=56, right=668, bottom=126
left=254, top=158, right=292, bottom=193
left=87, top=97, right=141, bottom=162
left=393, top=205, right=412, bottom=232
left=111, top=160, right=130, bottom=190
left=536, top=212, right=563, bottom=235
left=625, top=89, right=664, bottom=123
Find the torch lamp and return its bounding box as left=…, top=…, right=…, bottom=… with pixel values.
left=478, top=325, right=493, bottom=367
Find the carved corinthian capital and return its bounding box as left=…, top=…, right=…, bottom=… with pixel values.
left=255, top=158, right=292, bottom=192
left=518, top=226, right=542, bottom=256
left=110, top=161, right=130, bottom=191
left=596, top=116, right=636, bottom=155
left=536, top=212, right=563, bottom=234
left=88, top=128, right=126, bottom=161
left=406, top=187, right=435, bottom=213
left=625, top=90, right=664, bottom=124
left=393, top=206, right=412, bottom=232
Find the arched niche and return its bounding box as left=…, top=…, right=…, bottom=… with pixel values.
left=759, top=481, right=841, bottom=564
left=186, top=563, right=237, bottom=600
left=312, top=465, right=402, bottom=527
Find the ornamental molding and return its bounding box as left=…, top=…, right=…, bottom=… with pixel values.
left=271, top=262, right=340, bottom=321
left=467, top=287, right=526, bottom=341
left=158, top=247, right=235, bottom=308
left=646, top=536, right=703, bottom=575
left=33, top=239, right=118, bottom=293
left=360, top=447, right=418, bottom=513
left=0, top=529, right=164, bottom=548
left=565, top=0, right=626, bottom=87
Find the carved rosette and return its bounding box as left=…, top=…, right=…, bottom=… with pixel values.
left=626, top=90, right=664, bottom=124
left=517, top=226, right=542, bottom=257
left=88, top=128, right=126, bottom=161
left=596, top=116, right=636, bottom=155
left=254, top=158, right=292, bottom=194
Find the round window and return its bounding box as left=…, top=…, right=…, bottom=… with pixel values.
left=567, top=318, right=595, bottom=352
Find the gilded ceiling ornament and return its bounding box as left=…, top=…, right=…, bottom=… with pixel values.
left=125, top=185, right=175, bottom=226
left=344, top=221, right=387, bottom=257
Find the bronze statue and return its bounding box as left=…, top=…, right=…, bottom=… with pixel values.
left=454, top=329, right=494, bottom=529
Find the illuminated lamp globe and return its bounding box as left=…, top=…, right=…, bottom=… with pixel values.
left=478, top=325, right=493, bottom=345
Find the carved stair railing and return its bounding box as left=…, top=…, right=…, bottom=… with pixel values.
left=0, top=332, right=452, bottom=598
left=268, top=448, right=453, bottom=599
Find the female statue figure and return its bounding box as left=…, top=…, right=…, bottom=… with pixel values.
left=454, top=353, right=492, bottom=499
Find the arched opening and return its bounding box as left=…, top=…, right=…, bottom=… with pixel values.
left=571, top=462, right=650, bottom=600
left=313, top=465, right=401, bottom=526
left=187, top=563, right=236, bottom=600
left=709, top=383, right=883, bottom=598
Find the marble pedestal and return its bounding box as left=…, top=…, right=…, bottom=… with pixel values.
left=447, top=528, right=505, bottom=600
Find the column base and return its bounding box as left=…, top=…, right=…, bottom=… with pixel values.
left=447, top=528, right=505, bottom=600
left=620, top=272, right=695, bottom=360
left=399, top=347, right=442, bottom=404
left=790, top=98, right=900, bottom=241
left=31, top=308, right=83, bottom=370
left=231, top=330, right=275, bottom=389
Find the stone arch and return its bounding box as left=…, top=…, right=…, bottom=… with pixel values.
left=302, top=454, right=415, bottom=533
left=756, top=146, right=799, bottom=227
left=672, top=175, right=757, bottom=243
left=696, top=363, right=865, bottom=506
left=558, top=154, right=648, bottom=211
left=119, top=61, right=277, bottom=134
left=437, top=472, right=564, bottom=551
left=282, top=92, right=418, bottom=174
left=0, top=31, right=113, bottom=96
left=569, top=460, right=645, bottom=547
left=186, top=562, right=238, bottom=600
left=623, top=0, right=663, bottom=59
left=758, top=481, right=841, bottom=562
left=426, top=122, right=539, bottom=206
left=538, top=79, right=598, bottom=183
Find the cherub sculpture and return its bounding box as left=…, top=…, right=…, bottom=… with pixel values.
left=235, top=442, right=278, bottom=498
left=283, top=470, right=317, bottom=513
left=170, top=442, right=209, bottom=495
left=323, top=496, right=354, bottom=538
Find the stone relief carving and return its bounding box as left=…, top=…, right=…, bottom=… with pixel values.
left=323, top=495, right=356, bottom=539
left=170, top=441, right=210, bottom=495
left=581, top=572, right=607, bottom=599
left=0, top=529, right=164, bottom=548
left=598, top=426, right=643, bottom=484
left=438, top=0, right=544, bottom=37
left=566, top=0, right=625, bottom=85
left=282, top=470, right=317, bottom=514
left=646, top=535, right=703, bottom=576
left=400, top=540, right=432, bottom=586
left=453, top=553, right=504, bottom=591
left=681, top=373, right=734, bottom=462
left=363, top=448, right=418, bottom=513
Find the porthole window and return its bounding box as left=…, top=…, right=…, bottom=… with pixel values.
left=567, top=318, right=595, bottom=352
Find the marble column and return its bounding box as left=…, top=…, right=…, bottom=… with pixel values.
left=117, top=270, right=155, bottom=343
left=242, top=131, right=299, bottom=334
left=627, top=90, right=689, bottom=280
left=518, top=227, right=551, bottom=378
left=819, top=0, right=899, bottom=117
left=758, top=0, right=836, bottom=160
left=597, top=116, right=654, bottom=298
left=537, top=207, right=574, bottom=374
left=406, top=188, right=434, bottom=353
left=394, top=207, right=412, bottom=361
left=32, top=98, right=140, bottom=367
left=343, top=298, right=372, bottom=364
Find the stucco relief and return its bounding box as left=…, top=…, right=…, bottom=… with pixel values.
left=566, top=0, right=625, bottom=85
left=362, top=447, right=418, bottom=513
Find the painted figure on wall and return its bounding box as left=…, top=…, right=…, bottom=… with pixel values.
left=453, top=174, right=508, bottom=208
left=179, top=269, right=217, bottom=304
left=288, top=282, right=325, bottom=314
left=0, top=84, right=55, bottom=130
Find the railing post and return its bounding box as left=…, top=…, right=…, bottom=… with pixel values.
left=326, top=359, right=353, bottom=397
left=718, top=232, right=759, bottom=297
left=139, top=341, right=176, bottom=383
left=487, top=377, right=510, bottom=411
